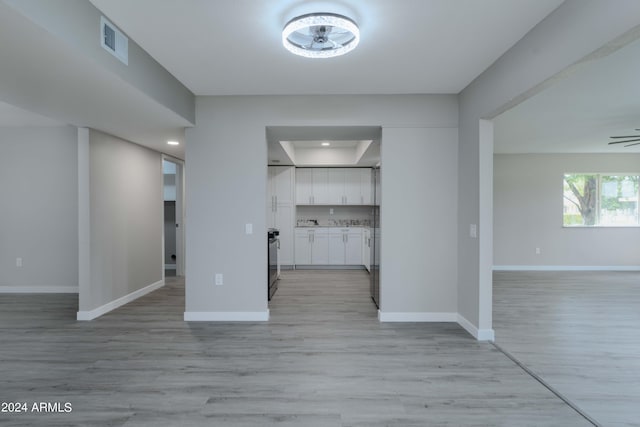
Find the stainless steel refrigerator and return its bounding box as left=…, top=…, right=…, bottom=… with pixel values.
left=370, top=166, right=380, bottom=308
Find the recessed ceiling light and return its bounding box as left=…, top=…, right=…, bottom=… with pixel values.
left=282, top=13, right=360, bottom=59
left=167, top=140, right=179, bottom=146
left=321, top=142, right=331, bottom=146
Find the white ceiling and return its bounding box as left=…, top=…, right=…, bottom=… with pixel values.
left=494, top=32, right=640, bottom=154
left=0, top=0, right=190, bottom=159
left=5, top=1, right=639, bottom=158
left=88, top=0, right=564, bottom=95
left=266, top=126, right=381, bottom=166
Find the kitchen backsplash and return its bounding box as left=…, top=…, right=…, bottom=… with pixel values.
left=296, top=205, right=372, bottom=227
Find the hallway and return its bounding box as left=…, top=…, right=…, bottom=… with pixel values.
left=0, top=272, right=588, bottom=426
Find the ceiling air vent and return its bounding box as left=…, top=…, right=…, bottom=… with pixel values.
left=100, top=16, right=128, bottom=65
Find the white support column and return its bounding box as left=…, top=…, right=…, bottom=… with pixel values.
left=478, top=119, right=495, bottom=341
left=77, top=127, right=91, bottom=317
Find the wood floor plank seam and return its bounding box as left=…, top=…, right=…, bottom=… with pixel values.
left=491, top=342, right=601, bottom=427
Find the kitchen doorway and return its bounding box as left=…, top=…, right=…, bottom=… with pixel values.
left=265, top=126, right=381, bottom=311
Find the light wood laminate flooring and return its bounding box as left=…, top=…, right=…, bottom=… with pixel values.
left=494, top=271, right=640, bottom=427
left=0, top=270, right=590, bottom=426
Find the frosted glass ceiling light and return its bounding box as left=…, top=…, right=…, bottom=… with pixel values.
left=282, top=13, right=360, bottom=59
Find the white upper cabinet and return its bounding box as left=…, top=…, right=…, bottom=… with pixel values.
left=297, top=168, right=373, bottom=205
left=295, top=168, right=329, bottom=205
left=360, top=168, right=373, bottom=205
left=271, top=166, right=295, bottom=204
left=329, top=168, right=361, bottom=205
left=327, top=168, right=344, bottom=205
left=295, top=168, right=313, bottom=205
left=312, top=168, right=329, bottom=205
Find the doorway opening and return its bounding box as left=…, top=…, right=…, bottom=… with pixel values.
left=265, top=126, right=382, bottom=316
left=162, top=158, right=185, bottom=278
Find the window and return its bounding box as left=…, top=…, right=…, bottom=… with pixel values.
left=563, top=174, right=640, bottom=226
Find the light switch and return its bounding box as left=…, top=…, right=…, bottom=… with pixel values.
left=469, top=224, right=477, bottom=238
left=329, top=208, right=334, bottom=215
left=245, top=223, right=253, bottom=234
left=215, top=274, right=223, bottom=286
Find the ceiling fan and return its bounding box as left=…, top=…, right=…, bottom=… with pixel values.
left=608, top=129, right=640, bottom=147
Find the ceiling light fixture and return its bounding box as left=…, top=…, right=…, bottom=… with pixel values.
left=167, top=140, right=179, bottom=146
left=321, top=142, right=331, bottom=146
left=282, top=13, right=360, bottom=59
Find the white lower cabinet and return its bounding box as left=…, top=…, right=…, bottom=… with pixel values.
left=294, top=229, right=312, bottom=264
left=345, top=229, right=363, bottom=265
left=296, top=227, right=364, bottom=266
left=328, top=228, right=363, bottom=265
left=328, top=231, right=345, bottom=265
left=362, top=228, right=371, bottom=272
left=295, top=228, right=329, bottom=265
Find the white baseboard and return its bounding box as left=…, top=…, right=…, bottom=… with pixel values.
left=0, top=286, right=79, bottom=293
left=76, top=279, right=164, bottom=321
left=378, top=311, right=458, bottom=322
left=184, top=310, right=269, bottom=321
left=457, top=314, right=495, bottom=341
left=493, top=265, right=640, bottom=271
left=376, top=311, right=495, bottom=342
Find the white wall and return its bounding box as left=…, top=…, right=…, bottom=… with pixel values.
left=78, top=129, right=163, bottom=315
left=458, top=0, right=640, bottom=338
left=0, top=126, right=78, bottom=292
left=494, top=154, right=640, bottom=268
left=185, top=95, right=458, bottom=320
left=380, top=128, right=458, bottom=316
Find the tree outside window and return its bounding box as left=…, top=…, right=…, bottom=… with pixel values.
left=563, top=174, right=639, bottom=226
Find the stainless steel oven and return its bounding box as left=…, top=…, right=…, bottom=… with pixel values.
left=268, top=228, right=279, bottom=300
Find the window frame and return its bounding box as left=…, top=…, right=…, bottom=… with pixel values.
left=562, top=172, right=640, bottom=228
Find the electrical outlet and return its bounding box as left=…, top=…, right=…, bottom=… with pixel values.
left=245, top=223, right=253, bottom=234
left=215, top=273, right=223, bottom=286
left=329, top=208, right=334, bottom=215
left=535, top=247, right=541, bottom=255
left=16, top=257, right=22, bottom=267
